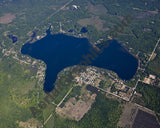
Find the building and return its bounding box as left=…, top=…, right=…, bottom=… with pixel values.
left=149, top=74, right=156, bottom=80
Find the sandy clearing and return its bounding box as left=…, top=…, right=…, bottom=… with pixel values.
left=0, top=13, right=16, bottom=24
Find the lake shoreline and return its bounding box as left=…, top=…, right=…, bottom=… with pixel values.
left=21, top=30, right=138, bottom=92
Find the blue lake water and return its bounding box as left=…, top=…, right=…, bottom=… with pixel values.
left=8, top=35, right=18, bottom=43
left=80, top=27, right=88, bottom=33
left=21, top=30, right=138, bottom=92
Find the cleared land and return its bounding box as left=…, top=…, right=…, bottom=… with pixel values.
left=0, top=13, right=16, bottom=24
left=118, top=103, right=138, bottom=128
left=56, top=85, right=97, bottom=121
left=77, top=16, right=109, bottom=31
left=87, top=3, right=108, bottom=15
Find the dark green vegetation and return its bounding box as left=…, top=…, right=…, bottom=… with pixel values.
left=99, top=80, right=111, bottom=89
left=156, top=114, right=160, bottom=122
left=134, top=82, right=160, bottom=113
left=46, top=93, right=122, bottom=128
left=111, top=84, right=118, bottom=93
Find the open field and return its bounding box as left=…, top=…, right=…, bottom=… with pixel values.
left=0, top=13, right=16, bottom=24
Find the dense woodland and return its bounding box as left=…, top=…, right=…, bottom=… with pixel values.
left=135, top=82, right=160, bottom=113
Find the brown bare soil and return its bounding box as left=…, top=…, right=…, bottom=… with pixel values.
left=0, top=13, right=16, bottom=24
left=77, top=16, right=109, bottom=31
left=87, top=3, right=108, bottom=15
left=118, top=103, right=138, bottom=128
left=56, top=85, right=97, bottom=121
left=134, top=10, right=158, bottom=19
left=19, top=118, right=43, bottom=128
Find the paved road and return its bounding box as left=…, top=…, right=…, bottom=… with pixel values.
left=44, top=114, right=53, bottom=125
left=57, top=86, right=73, bottom=107
left=147, top=38, right=160, bottom=63
left=130, top=38, right=160, bottom=100
left=44, top=85, right=73, bottom=126
left=128, top=38, right=160, bottom=112
left=94, top=85, right=129, bottom=102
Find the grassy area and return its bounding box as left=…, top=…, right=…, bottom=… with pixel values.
left=0, top=58, right=44, bottom=127
left=147, top=49, right=160, bottom=77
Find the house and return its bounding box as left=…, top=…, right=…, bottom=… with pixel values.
left=149, top=74, right=156, bottom=80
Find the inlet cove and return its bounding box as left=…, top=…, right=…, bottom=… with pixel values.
left=21, top=30, right=138, bottom=92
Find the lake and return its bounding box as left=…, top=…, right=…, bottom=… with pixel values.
left=8, top=35, right=18, bottom=43
left=21, top=30, right=138, bottom=92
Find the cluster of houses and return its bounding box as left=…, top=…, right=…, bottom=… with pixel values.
left=143, top=74, right=156, bottom=85
left=74, top=67, right=133, bottom=101
left=74, top=67, right=103, bottom=87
